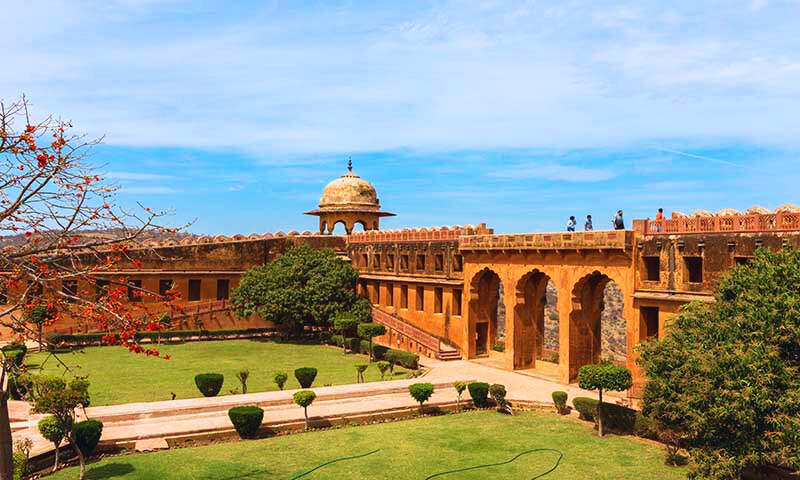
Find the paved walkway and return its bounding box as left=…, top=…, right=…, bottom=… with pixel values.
left=11, top=359, right=623, bottom=458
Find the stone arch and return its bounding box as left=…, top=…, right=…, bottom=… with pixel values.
left=353, top=220, right=367, bottom=232
left=568, top=271, right=625, bottom=381
left=513, top=270, right=558, bottom=369
left=469, top=267, right=504, bottom=356
left=330, top=220, right=348, bottom=235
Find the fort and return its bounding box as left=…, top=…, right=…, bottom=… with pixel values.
left=3, top=164, right=799, bottom=394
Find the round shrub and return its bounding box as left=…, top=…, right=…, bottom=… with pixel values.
left=468, top=382, right=490, bottom=408
left=293, top=390, right=316, bottom=408
left=376, top=360, right=391, bottom=380
left=489, top=383, right=508, bottom=409
left=194, top=373, right=224, bottom=397
left=38, top=415, right=65, bottom=445
left=573, top=397, right=599, bottom=422
left=273, top=371, right=288, bottom=390
left=552, top=391, right=569, bottom=415
left=294, top=367, right=317, bottom=389
left=228, top=406, right=264, bottom=439
left=73, top=419, right=103, bottom=457
left=408, top=383, right=435, bottom=413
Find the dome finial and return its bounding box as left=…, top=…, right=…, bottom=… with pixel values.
left=347, top=157, right=352, bottom=172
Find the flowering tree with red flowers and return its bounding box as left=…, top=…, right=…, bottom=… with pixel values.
left=0, top=96, right=181, bottom=480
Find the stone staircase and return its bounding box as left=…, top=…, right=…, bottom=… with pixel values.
left=371, top=308, right=462, bottom=361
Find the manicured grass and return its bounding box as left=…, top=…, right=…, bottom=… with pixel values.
left=27, top=340, right=410, bottom=405
left=49, top=410, right=686, bottom=480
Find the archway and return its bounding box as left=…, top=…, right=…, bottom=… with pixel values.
left=330, top=220, right=348, bottom=235
left=353, top=220, right=367, bottom=233
left=469, top=268, right=505, bottom=356
left=568, top=271, right=624, bottom=381
left=513, top=270, right=556, bottom=369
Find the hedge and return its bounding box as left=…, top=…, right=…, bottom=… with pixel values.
left=468, top=382, right=490, bottom=408
left=1, top=342, right=27, bottom=356
left=46, top=327, right=276, bottom=346
left=552, top=391, right=569, bottom=415
left=195, top=373, right=225, bottom=397
left=228, top=406, right=264, bottom=439
left=330, top=334, right=344, bottom=347
left=74, top=419, right=103, bottom=457
left=571, top=397, right=637, bottom=433
left=385, top=349, right=419, bottom=369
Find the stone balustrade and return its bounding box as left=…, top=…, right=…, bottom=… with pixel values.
left=643, top=212, right=800, bottom=235
left=348, top=224, right=493, bottom=243
left=458, top=229, right=635, bottom=251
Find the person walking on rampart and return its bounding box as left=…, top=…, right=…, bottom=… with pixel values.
left=585, top=215, right=593, bottom=231
left=567, top=216, right=576, bottom=232
left=613, top=210, right=625, bottom=230
left=656, top=208, right=664, bottom=232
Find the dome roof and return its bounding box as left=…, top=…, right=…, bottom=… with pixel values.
left=318, top=164, right=380, bottom=210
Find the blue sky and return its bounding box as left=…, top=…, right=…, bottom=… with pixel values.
left=4, top=0, right=800, bottom=234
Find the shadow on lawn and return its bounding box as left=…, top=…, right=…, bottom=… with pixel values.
left=85, top=462, right=135, bottom=479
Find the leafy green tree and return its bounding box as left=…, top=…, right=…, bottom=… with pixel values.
left=37, top=416, right=65, bottom=472
left=333, top=313, right=360, bottom=354
left=357, top=323, right=387, bottom=362
left=293, top=390, right=316, bottom=430
left=355, top=363, right=368, bottom=383
left=453, top=381, right=467, bottom=411
left=578, top=364, right=632, bottom=437
left=376, top=361, right=391, bottom=381
left=638, top=247, right=800, bottom=479
left=408, top=383, right=435, bottom=414
left=231, top=244, right=361, bottom=335
left=273, top=371, right=288, bottom=391
left=29, top=376, right=92, bottom=480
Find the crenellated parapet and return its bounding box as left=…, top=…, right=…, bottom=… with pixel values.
left=348, top=223, right=493, bottom=244
left=641, top=204, right=800, bottom=235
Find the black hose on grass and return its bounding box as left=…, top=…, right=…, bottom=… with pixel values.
left=423, top=448, right=564, bottom=480
left=288, top=447, right=563, bottom=480
left=288, top=449, right=381, bottom=479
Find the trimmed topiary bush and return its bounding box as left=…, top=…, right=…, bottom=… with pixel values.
left=294, top=367, right=318, bottom=388
left=489, top=383, right=509, bottom=412
left=408, top=382, right=435, bottom=414
left=385, top=349, right=419, bottom=369
left=273, top=371, right=288, bottom=390
left=194, top=373, right=224, bottom=397
left=293, top=390, right=316, bottom=430
left=573, top=397, right=599, bottom=422
left=228, top=406, right=264, bottom=439
left=355, top=363, right=368, bottom=383
left=346, top=337, right=361, bottom=353
left=376, top=360, right=391, bottom=380
left=73, top=419, right=103, bottom=458
left=468, top=382, right=490, bottom=408
left=578, top=363, right=633, bottom=436
left=358, top=322, right=387, bottom=361
left=38, top=415, right=66, bottom=472
left=552, top=391, right=569, bottom=415
left=602, top=403, right=638, bottom=434
left=454, top=381, right=468, bottom=410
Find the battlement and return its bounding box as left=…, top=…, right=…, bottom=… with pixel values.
left=641, top=205, right=800, bottom=236
left=348, top=224, right=493, bottom=243
left=458, top=229, right=635, bottom=251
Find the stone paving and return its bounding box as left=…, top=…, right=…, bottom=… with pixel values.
left=10, top=358, right=625, bottom=458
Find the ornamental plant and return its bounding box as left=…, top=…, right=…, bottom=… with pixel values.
left=376, top=360, right=391, bottom=380
left=73, top=420, right=103, bottom=458
left=37, top=416, right=65, bottom=472
left=273, top=371, right=288, bottom=390
left=357, top=322, right=387, bottom=362
left=453, top=381, right=468, bottom=411
left=294, top=367, right=317, bottom=388
left=293, top=390, right=316, bottom=430
left=228, top=406, right=264, bottom=439
left=236, top=369, right=250, bottom=395
left=489, top=384, right=510, bottom=413
left=408, top=383, right=435, bottom=414
left=355, top=363, right=368, bottom=383
left=552, top=391, right=569, bottom=415
left=333, top=312, right=360, bottom=354
left=194, top=373, right=224, bottom=397
left=577, top=363, right=632, bottom=436
left=468, top=382, right=490, bottom=408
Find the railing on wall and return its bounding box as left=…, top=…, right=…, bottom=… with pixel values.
left=643, top=212, right=800, bottom=235
left=371, top=307, right=441, bottom=354
left=458, top=230, right=634, bottom=251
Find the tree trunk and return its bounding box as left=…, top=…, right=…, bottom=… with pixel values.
left=53, top=442, right=59, bottom=473
left=69, top=432, right=86, bottom=480
left=0, top=367, right=13, bottom=480
left=38, top=324, right=43, bottom=352
left=303, top=407, right=309, bottom=431
left=369, top=339, right=374, bottom=362
left=598, top=388, right=604, bottom=437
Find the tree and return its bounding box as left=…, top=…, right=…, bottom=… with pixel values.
left=23, top=304, right=57, bottom=349
left=453, top=381, right=467, bottom=411
left=0, top=96, right=177, bottom=480
left=376, top=361, right=390, bottom=381
left=408, top=383, right=434, bottom=414
left=293, top=390, right=316, bottom=430
left=236, top=369, right=250, bottom=395
left=357, top=322, right=386, bottom=362
left=37, top=415, right=65, bottom=472
left=577, top=363, right=632, bottom=437
left=29, top=376, right=92, bottom=480
left=230, top=244, right=361, bottom=335
left=273, top=371, right=288, bottom=390
left=355, top=363, right=368, bottom=383
left=333, top=312, right=360, bottom=354
left=638, top=247, right=800, bottom=479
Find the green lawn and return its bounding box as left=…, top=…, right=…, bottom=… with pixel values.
left=27, top=340, right=410, bottom=405
left=49, top=410, right=686, bottom=480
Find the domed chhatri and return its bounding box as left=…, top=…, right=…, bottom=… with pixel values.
left=305, top=160, right=395, bottom=235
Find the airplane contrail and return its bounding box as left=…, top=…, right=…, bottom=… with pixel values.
left=656, top=147, right=747, bottom=168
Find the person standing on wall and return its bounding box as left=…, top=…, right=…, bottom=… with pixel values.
left=585, top=215, right=593, bottom=231
left=613, top=210, right=625, bottom=230
left=567, top=216, right=576, bottom=232
left=656, top=207, right=664, bottom=232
